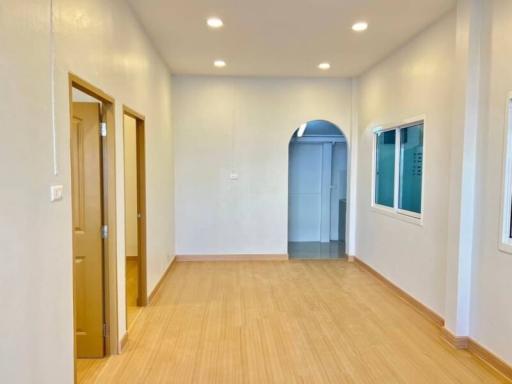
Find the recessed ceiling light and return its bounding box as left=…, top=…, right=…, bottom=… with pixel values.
left=352, top=21, right=368, bottom=32
left=214, top=60, right=226, bottom=68
left=318, top=62, right=331, bottom=70
left=298, top=123, right=308, bottom=137
left=207, top=17, right=224, bottom=28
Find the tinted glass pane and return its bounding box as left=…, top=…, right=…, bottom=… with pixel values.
left=375, top=130, right=396, bottom=207
left=399, top=124, right=423, bottom=214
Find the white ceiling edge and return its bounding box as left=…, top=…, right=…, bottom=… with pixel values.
left=127, top=0, right=457, bottom=79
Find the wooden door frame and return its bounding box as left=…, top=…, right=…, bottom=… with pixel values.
left=69, top=73, right=119, bottom=382
left=123, top=105, right=148, bottom=316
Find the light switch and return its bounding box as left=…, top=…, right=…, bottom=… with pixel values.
left=50, top=185, right=64, bottom=202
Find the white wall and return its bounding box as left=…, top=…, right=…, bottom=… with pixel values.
left=0, top=0, right=174, bottom=383
left=470, top=0, right=512, bottom=365
left=173, top=76, right=353, bottom=255
left=356, top=13, right=456, bottom=316
left=348, top=0, right=512, bottom=367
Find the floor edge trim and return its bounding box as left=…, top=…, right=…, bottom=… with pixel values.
left=119, top=332, right=129, bottom=353
left=353, top=257, right=444, bottom=326
left=442, top=328, right=512, bottom=381
left=148, top=256, right=176, bottom=304
left=175, top=254, right=289, bottom=262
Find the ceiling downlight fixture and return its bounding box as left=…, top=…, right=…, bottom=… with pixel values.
left=318, top=62, right=331, bottom=70
left=214, top=59, right=226, bottom=68
left=297, top=123, right=308, bottom=137
left=352, top=21, right=368, bottom=32
left=207, top=17, right=224, bottom=28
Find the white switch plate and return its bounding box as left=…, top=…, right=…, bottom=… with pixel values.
left=50, top=185, right=64, bottom=202
left=229, top=173, right=239, bottom=180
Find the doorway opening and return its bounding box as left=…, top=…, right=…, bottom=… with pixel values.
left=69, top=74, right=118, bottom=383
left=288, top=120, right=348, bottom=259
left=123, top=106, right=147, bottom=330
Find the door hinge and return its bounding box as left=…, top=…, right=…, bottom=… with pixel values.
left=100, top=122, right=107, bottom=137
left=103, top=323, right=109, bottom=338
left=101, top=225, right=108, bottom=239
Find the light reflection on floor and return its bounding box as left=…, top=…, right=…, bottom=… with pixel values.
left=288, top=241, right=346, bottom=260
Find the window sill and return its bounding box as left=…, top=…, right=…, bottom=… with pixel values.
left=498, top=241, right=512, bottom=255
left=371, top=205, right=424, bottom=227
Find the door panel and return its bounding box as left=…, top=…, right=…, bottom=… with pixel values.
left=71, top=102, right=104, bottom=358
left=330, top=143, right=347, bottom=241
left=288, top=143, right=323, bottom=241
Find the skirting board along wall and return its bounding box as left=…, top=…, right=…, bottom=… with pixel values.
left=352, top=257, right=512, bottom=381
left=119, top=256, right=176, bottom=353
left=120, top=332, right=129, bottom=353
left=441, top=328, right=512, bottom=381
left=175, top=254, right=289, bottom=262
left=441, top=328, right=469, bottom=349
left=148, top=257, right=177, bottom=303
left=353, top=258, right=444, bottom=326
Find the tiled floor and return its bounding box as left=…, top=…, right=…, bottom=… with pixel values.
left=288, top=241, right=346, bottom=259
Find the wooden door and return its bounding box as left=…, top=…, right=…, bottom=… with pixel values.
left=71, top=102, right=105, bottom=358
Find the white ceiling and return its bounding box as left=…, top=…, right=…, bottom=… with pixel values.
left=128, top=0, right=456, bottom=77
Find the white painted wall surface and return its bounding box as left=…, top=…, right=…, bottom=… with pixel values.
left=443, top=0, right=485, bottom=340
left=173, top=76, right=352, bottom=255
left=356, top=13, right=455, bottom=316
left=0, top=0, right=174, bottom=383
left=470, top=0, right=512, bottom=365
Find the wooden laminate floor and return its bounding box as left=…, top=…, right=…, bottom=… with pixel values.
left=77, top=358, right=106, bottom=383
left=127, top=259, right=142, bottom=329
left=77, top=260, right=142, bottom=381
left=80, top=260, right=509, bottom=383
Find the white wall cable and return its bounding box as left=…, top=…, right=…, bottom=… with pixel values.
left=50, top=0, right=58, bottom=175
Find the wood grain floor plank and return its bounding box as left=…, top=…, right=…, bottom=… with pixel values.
left=79, top=260, right=509, bottom=383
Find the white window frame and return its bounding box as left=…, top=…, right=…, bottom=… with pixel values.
left=371, top=116, right=426, bottom=225
left=499, top=95, right=512, bottom=253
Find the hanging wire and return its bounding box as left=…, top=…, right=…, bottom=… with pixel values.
left=231, top=81, right=237, bottom=175
left=50, top=0, right=58, bottom=175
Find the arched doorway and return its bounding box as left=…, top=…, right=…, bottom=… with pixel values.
left=288, top=120, right=348, bottom=259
